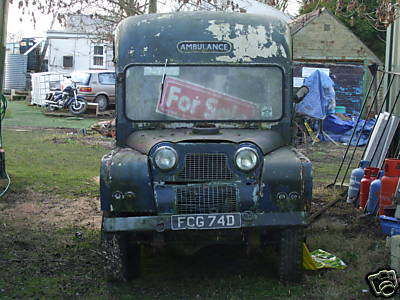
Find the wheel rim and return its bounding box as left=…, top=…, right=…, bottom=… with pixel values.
left=96, top=96, right=108, bottom=111
left=72, top=101, right=84, bottom=111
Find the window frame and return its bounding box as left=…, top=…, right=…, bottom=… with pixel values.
left=91, top=44, right=106, bottom=68
left=63, top=55, right=73, bottom=68
left=123, top=63, right=286, bottom=123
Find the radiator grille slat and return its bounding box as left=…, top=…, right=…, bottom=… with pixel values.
left=177, top=153, right=234, bottom=181
left=176, top=185, right=239, bottom=214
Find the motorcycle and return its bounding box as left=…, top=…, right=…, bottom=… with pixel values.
left=45, top=79, right=87, bottom=115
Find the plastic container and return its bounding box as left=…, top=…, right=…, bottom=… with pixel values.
left=347, top=160, right=369, bottom=204
left=335, top=106, right=346, bottom=113
left=360, top=167, right=379, bottom=209
left=367, top=170, right=384, bottom=215
left=380, top=215, right=400, bottom=236
left=379, top=159, right=400, bottom=215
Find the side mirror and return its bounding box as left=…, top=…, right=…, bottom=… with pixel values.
left=64, top=75, right=72, bottom=79
left=293, top=86, right=309, bottom=103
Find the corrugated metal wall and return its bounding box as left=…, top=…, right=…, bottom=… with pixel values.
left=293, top=62, right=365, bottom=114
left=4, top=53, right=27, bottom=90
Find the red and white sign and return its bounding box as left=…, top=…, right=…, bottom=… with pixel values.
left=156, top=77, right=258, bottom=120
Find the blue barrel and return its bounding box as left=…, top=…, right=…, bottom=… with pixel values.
left=367, top=170, right=384, bottom=215
left=347, top=160, right=369, bottom=204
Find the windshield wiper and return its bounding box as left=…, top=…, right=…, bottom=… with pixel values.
left=158, top=59, right=168, bottom=105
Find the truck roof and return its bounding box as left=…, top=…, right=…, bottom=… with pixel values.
left=115, top=11, right=291, bottom=66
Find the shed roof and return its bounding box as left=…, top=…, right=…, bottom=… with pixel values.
left=289, top=8, right=324, bottom=35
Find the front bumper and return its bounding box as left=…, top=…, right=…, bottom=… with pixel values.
left=103, top=211, right=307, bottom=232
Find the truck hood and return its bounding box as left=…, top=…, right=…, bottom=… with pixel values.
left=126, top=129, right=285, bottom=155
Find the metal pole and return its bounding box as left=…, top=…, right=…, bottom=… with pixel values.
left=0, top=0, right=9, bottom=91
left=339, top=73, right=390, bottom=186
left=361, top=74, right=397, bottom=159
left=330, top=73, right=378, bottom=186
left=340, top=74, right=396, bottom=186
left=0, top=0, right=8, bottom=180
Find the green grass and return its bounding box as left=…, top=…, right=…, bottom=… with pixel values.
left=303, top=143, right=364, bottom=186
left=4, top=102, right=99, bottom=129
left=3, top=129, right=108, bottom=196
left=0, top=125, right=391, bottom=299
left=0, top=222, right=309, bottom=300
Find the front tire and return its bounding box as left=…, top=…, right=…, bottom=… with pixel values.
left=278, top=227, right=304, bottom=282
left=101, top=218, right=141, bottom=282
left=69, top=98, right=87, bottom=115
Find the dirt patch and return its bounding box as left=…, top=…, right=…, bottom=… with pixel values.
left=0, top=189, right=101, bottom=229
left=49, top=134, right=114, bottom=150
left=7, top=126, right=115, bottom=150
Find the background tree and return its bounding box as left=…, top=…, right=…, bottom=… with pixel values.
left=11, top=0, right=291, bottom=42
left=300, top=0, right=398, bottom=60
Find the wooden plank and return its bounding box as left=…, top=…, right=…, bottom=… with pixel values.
left=11, top=89, right=29, bottom=96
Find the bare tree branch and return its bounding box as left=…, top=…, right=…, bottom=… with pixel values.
left=12, top=0, right=295, bottom=41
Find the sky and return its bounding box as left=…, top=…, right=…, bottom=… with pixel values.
left=7, top=2, right=61, bottom=40
left=6, top=0, right=301, bottom=41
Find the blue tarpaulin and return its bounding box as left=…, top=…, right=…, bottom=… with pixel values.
left=320, top=114, right=375, bottom=146
left=295, top=70, right=335, bottom=119
left=323, top=114, right=354, bottom=134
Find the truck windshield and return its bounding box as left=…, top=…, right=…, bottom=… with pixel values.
left=125, top=65, right=283, bottom=121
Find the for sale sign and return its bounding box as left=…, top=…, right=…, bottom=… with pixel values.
left=156, top=77, right=258, bottom=120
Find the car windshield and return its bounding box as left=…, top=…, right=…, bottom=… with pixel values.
left=125, top=66, right=283, bottom=121
left=71, top=72, right=91, bottom=85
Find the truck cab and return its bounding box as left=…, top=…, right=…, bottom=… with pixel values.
left=100, top=11, right=312, bottom=282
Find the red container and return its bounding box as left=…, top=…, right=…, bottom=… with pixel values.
left=360, top=167, right=379, bottom=209
left=379, top=159, right=400, bottom=215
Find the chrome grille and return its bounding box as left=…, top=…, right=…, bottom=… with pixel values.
left=176, top=153, right=234, bottom=181
left=176, top=185, right=239, bottom=214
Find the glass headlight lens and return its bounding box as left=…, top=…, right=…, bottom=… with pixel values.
left=235, top=147, right=258, bottom=171
left=154, top=146, right=178, bottom=170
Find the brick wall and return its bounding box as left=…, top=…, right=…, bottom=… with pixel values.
left=293, top=62, right=365, bottom=114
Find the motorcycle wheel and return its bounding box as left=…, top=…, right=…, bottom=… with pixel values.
left=69, top=98, right=87, bottom=115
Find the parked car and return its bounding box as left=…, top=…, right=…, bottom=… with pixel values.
left=62, top=70, right=116, bottom=111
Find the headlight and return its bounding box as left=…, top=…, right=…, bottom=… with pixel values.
left=154, top=146, right=178, bottom=170
left=235, top=147, right=258, bottom=171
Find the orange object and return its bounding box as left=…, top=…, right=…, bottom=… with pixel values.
left=360, top=167, right=379, bottom=209
left=379, top=159, right=400, bottom=215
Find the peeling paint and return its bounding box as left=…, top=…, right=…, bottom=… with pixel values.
left=261, top=122, right=279, bottom=129
left=206, top=20, right=288, bottom=62
left=252, top=186, right=259, bottom=204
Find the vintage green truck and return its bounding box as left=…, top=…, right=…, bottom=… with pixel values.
left=100, top=11, right=312, bottom=282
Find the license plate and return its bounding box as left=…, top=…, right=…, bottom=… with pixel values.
left=171, top=213, right=241, bottom=230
